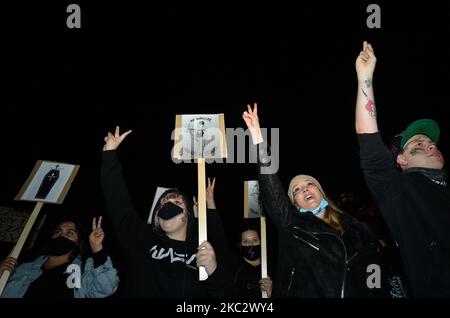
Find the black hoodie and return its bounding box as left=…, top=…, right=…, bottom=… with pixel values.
left=358, top=132, right=450, bottom=297
left=101, top=150, right=232, bottom=297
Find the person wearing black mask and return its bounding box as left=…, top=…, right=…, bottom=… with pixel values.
left=0, top=217, right=119, bottom=298
left=101, top=127, right=232, bottom=297
left=232, top=226, right=273, bottom=298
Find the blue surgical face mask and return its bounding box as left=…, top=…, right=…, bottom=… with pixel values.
left=299, top=198, right=328, bottom=216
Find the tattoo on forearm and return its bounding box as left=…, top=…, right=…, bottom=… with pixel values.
left=365, top=99, right=376, bottom=117
left=364, top=79, right=372, bottom=88
left=360, top=88, right=376, bottom=117
left=361, top=88, right=368, bottom=98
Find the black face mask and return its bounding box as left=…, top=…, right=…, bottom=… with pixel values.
left=240, top=245, right=261, bottom=261
left=157, top=202, right=184, bottom=220
left=44, top=236, right=78, bottom=256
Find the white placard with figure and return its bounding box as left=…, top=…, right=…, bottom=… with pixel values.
left=15, top=160, right=79, bottom=204
left=173, top=113, right=227, bottom=160
left=244, top=180, right=264, bottom=218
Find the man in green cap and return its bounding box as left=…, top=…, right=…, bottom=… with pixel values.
left=354, top=41, right=449, bottom=297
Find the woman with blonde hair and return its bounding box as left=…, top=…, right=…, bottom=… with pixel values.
left=242, top=103, right=386, bottom=298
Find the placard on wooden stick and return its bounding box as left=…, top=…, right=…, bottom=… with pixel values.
left=244, top=180, right=268, bottom=298
left=0, top=160, right=79, bottom=296
left=173, top=114, right=227, bottom=281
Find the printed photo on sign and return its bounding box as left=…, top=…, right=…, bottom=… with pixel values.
left=15, top=160, right=79, bottom=204
left=244, top=180, right=264, bottom=218
left=173, top=114, right=227, bottom=160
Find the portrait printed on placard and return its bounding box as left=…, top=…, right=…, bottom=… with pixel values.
left=15, top=161, right=79, bottom=204
left=173, top=114, right=227, bottom=160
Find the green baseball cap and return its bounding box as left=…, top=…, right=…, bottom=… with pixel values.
left=400, top=119, right=440, bottom=149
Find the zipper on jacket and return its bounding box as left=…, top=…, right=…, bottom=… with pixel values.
left=293, top=226, right=319, bottom=241
left=293, top=233, right=320, bottom=251
left=310, top=231, right=348, bottom=298
left=287, top=267, right=296, bottom=295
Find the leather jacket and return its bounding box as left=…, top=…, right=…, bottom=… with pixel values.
left=256, top=142, right=384, bottom=297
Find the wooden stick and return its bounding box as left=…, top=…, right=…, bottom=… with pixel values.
left=243, top=181, right=249, bottom=218
left=260, top=217, right=268, bottom=298
left=197, top=158, right=208, bottom=281
left=0, top=201, right=44, bottom=296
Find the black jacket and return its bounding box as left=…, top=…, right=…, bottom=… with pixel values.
left=256, top=142, right=384, bottom=298
left=101, top=150, right=232, bottom=297
left=232, top=260, right=264, bottom=298
left=358, top=132, right=450, bottom=297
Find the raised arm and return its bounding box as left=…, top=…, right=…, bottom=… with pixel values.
left=355, top=41, right=379, bottom=134
left=101, top=126, right=151, bottom=257
left=242, top=103, right=292, bottom=229
left=355, top=43, right=401, bottom=208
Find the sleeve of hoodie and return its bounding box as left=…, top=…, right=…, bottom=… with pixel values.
left=255, top=141, right=293, bottom=230
left=357, top=133, right=402, bottom=208
left=101, top=150, right=153, bottom=259
left=204, top=208, right=234, bottom=297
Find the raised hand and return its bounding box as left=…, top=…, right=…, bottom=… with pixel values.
left=355, top=41, right=377, bottom=81
left=103, top=126, right=132, bottom=151
left=192, top=196, right=198, bottom=218
left=206, top=177, right=216, bottom=209
left=196, top=241, right=217, bottom=275
left=242, top=103, right=264, bottom=145
left=89, top=216, right=105, bottom=253
left=193, top=177, right=217, bottom=213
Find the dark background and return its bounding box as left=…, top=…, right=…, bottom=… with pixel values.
left=1, top=1, right=449, bottom=295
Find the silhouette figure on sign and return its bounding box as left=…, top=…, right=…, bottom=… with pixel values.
left=248, top=182, right=263, bottom=218
left=35, top=165, right=60, bottom=199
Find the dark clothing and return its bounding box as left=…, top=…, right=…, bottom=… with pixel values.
left=358, top=132, right=450, bottom=297
left=22, top=249, right=109, bottom=298
left=91, top=249, right=108, bottom=269
left=101, top=150, right=232, bottom=297
left=378, top=245, right=410, bottom=298
left=256, top=142, right=385, bottom=298
left=23, top=262, right=72, bottom=298
left=233, top=261, right=265, bottom=298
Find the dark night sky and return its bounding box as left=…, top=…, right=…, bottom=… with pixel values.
left=1, top=2, right=449, bottom=259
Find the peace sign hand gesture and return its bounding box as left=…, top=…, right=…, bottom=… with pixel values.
left=206, top=177, right=216, bottom=209
left=193, top=177, right=217, bottom=215
left=103, top=126, right=132, bottom=151
left=89, top=216, right=105, bottom=253
left=242, top=103, right=264, bottom=145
